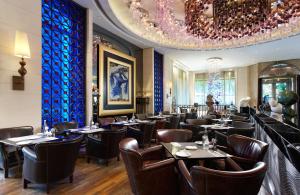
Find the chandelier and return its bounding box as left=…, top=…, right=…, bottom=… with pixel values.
left=123, top=0, right=300, bottom=49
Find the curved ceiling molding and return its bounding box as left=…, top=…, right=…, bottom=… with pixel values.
left=96, top=0, right=300, bottom=51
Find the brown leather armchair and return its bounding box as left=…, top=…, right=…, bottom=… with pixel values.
left=53, top=121, right=78, bottom=135
left=127, top=123, right=155, bottom=147
left=178, top=160, right=267, bottom=195
left=119, top=138, right=178, bottom=195
left=215, top=126, right=255, bottom=147
left=22, top=135, right=83, bottom=193
left=157, top=129, right=193, bottom=143
left=218, top=134, right=269, bottom=169
left=86, top=128, right=126, bottom=165
left=0, top=126, right=33, bottom=178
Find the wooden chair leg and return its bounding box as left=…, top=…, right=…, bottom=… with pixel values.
left=117, top=155, right=120, bottom=161
left=23, top=179, right=28, bottom=189
left=106, top=160, right=109, bottom=166
left=87, top=157, right=90, bottom=163
left=69, top=175, right=73, bottom=183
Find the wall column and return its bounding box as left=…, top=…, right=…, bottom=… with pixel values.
left=143, top=48, right=154, bottom=114
left=85, top=9, right=93, bottom=125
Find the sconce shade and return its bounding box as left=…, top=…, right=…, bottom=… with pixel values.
left=14, top=31, right=31, bottom=58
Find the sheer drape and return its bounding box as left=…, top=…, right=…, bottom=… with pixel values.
left=173, top=67, right=189, bottom=105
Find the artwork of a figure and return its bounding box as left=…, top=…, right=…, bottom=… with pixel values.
left=109, top=62, right=129, bottom=101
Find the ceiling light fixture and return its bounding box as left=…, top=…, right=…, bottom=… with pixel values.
left=124, top=0, right=300, bottom=49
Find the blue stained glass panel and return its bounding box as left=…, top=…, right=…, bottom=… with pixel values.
left=42, top=0, right=86, bottom=128
left=154, top=51, right=164, bottom=114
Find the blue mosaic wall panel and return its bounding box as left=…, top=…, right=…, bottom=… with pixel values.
left=42, top=0, right=86, bottom=128
left=154, top=51, right=164, bottom=114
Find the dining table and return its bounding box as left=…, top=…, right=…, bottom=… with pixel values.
left=0, top=134, right=60, bottom=147
left=68, top=127, right=107, bottom=134
left=147, top=115, right=169, bottom=120
left=200, top=124, right=234, bottom=131
left=161, top=142, right=231, bottom=160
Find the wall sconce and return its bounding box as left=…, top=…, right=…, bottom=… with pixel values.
left=167, top=82, right=172, bottom=99
left=13, top=31, right=31, bottom=90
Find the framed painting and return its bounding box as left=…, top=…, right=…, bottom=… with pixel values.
left=98, top=45, right=136, bottom=116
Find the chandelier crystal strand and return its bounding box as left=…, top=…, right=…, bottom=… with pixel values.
left=124, top=0, right=300, bottom=49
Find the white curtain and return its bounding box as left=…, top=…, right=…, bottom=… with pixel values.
left=173, top=66, right=189, bottom=105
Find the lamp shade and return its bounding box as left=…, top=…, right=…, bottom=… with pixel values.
left=14, top=31, right=31, bottom=58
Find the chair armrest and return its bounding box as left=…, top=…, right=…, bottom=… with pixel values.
left=22, top=147, right=37, bottom=161
left=142, top=158, right=175, bottom=172
left=230, top=156, right=256, bottom=169
left=225, top=157, right=243, bottom=171
left=140, top=145, right=165, bottom=161
left=216, top=145, right=232, bottom=154
left=178, top=160, right=193, bottom=189
left=127, top=127, right=143, bottom=136
left=87, top=135, right=102, bottom=144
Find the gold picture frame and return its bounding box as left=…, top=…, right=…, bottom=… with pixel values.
left=98, top=45, right=136, bottom=116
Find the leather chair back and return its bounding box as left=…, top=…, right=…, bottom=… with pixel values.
left=0, top=126, right=33, bottom=140
left=232, top=121, right=254, bottom=128
left=115, top=116, right=128, bottom=122
left=28, top=135, right=83, bottom=183
left=227, top=127, right=255, bottom=138
left=119, top=138, right=143, bottom=195
left=119, top=138, right=178, bottom=195
left=140, top=122, right=155, bottom=146
left=99, top=129, right=126, bottom=158
left=191, top=162, right=267, bottom=195
left=186, top=119, right=208, bottom=126
left=166, top=116, right=180, bottom=129
left=53, top=122, right=78, bottom=131
left=227, top=134, right=269, bottom=161
left=98, top=117, right=115, bottom=127
left=157, top=129, right=193, bottom=143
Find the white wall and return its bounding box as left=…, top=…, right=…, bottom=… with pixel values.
left=0, top=1, right=93, bottom=129
left=188, top=71, right=195, bottom=105
left=163, top=56, right=173, bottom=112
left=0, top=0, right=41, bottom=129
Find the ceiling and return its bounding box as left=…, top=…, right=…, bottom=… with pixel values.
left=74, top=0, right=300, bottom=71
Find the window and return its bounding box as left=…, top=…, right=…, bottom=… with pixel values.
left=194, top=71, right=236, bottom=105
left=42, top=0, right=86, bottom=127
left=173, top=66, right=189, bottom=105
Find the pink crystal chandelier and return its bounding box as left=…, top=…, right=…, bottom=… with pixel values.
left=124, top=0, right=300, bottom=49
